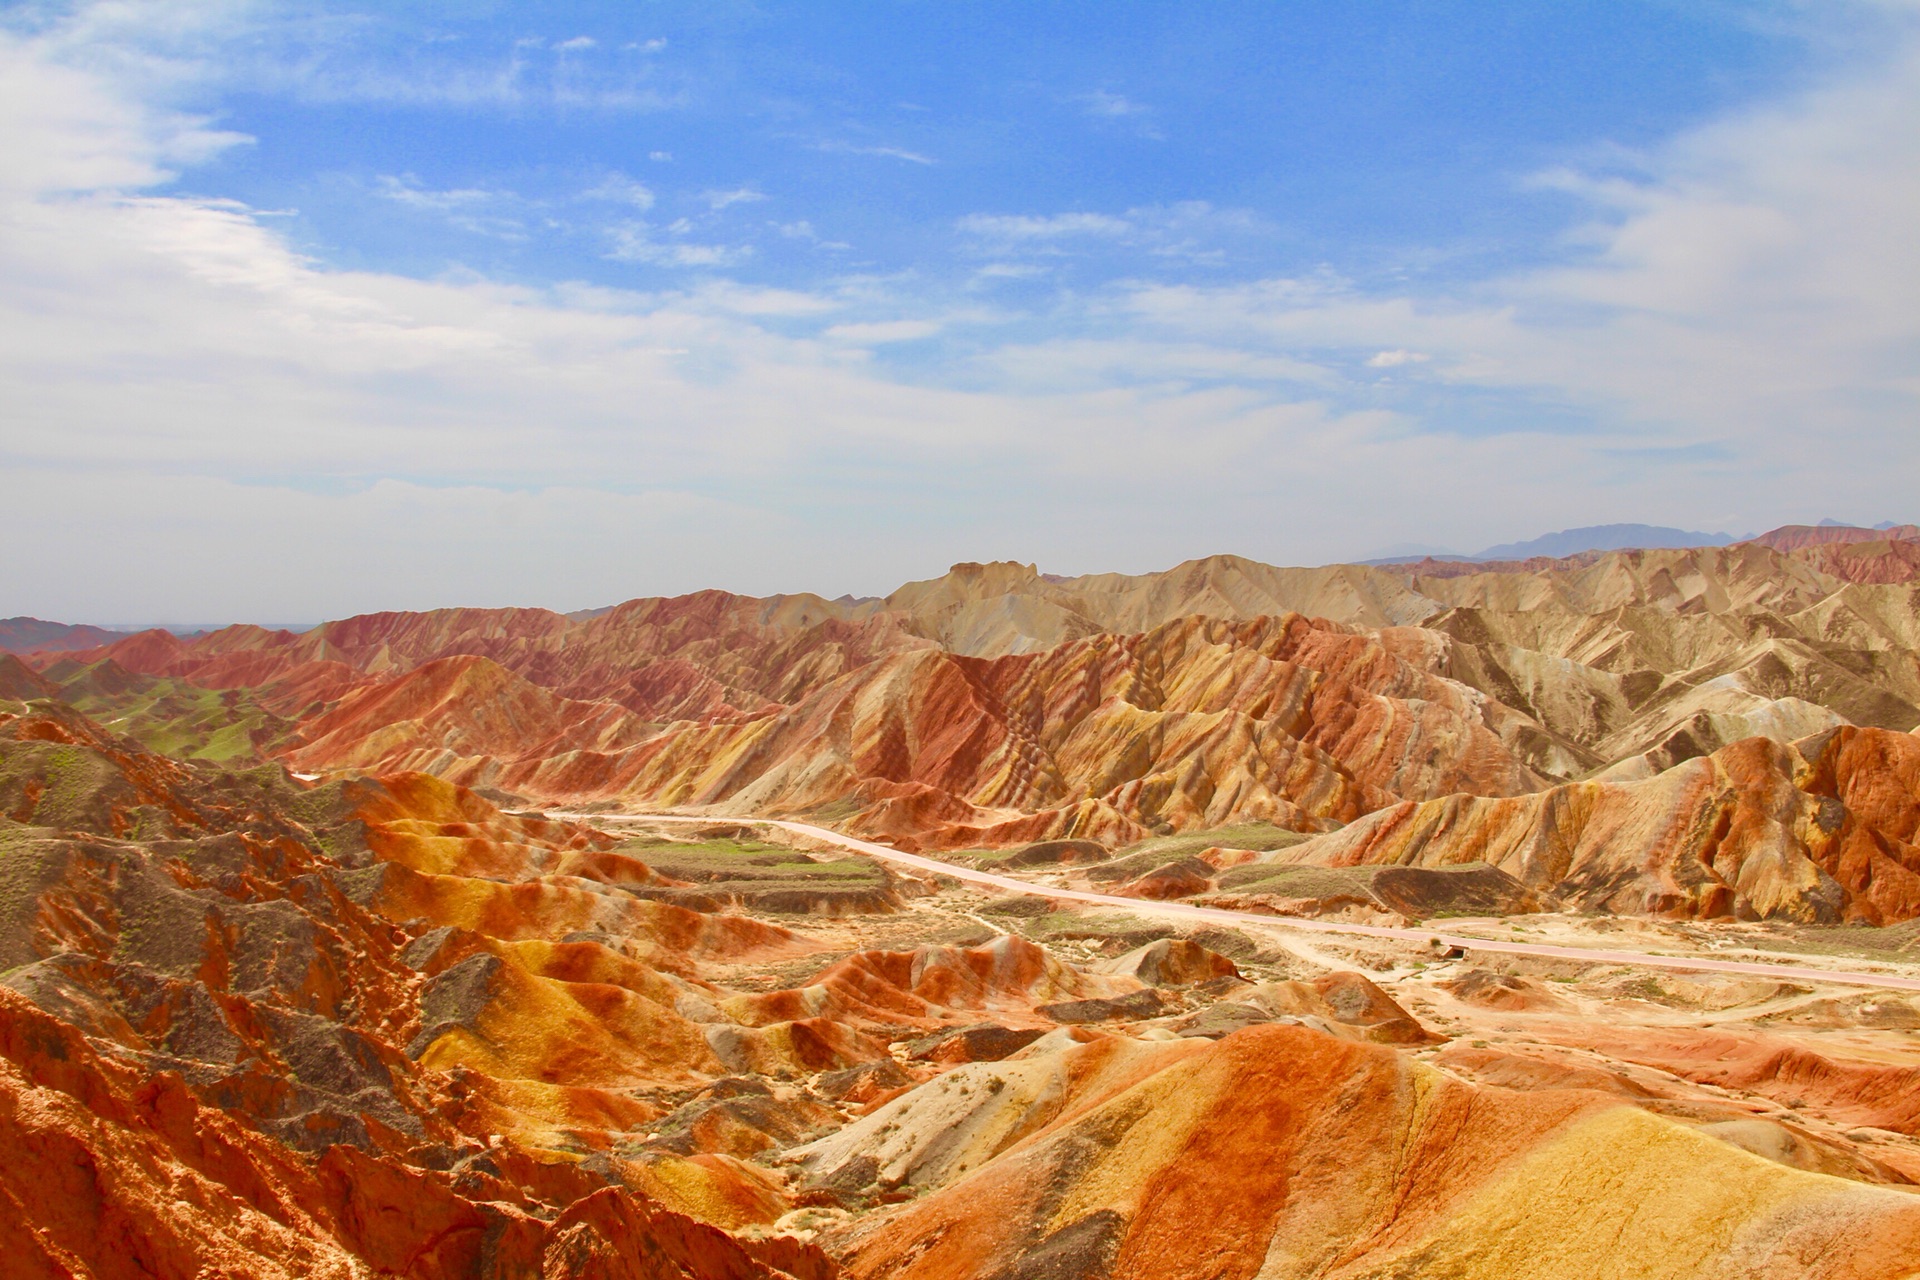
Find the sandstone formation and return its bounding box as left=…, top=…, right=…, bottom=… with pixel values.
left=827, top=1027, right=1920, bottom=1280
left=27, top=543, right=1920, bottom=864
left=5, top=629, right=1920, bottom=1278
left=1262, top=727, right=1920, bottom=924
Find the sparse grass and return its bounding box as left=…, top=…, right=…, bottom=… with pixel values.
left=1618, top=976, right=1668, bottom=1002
left=936, top=847, right=1025, bottom=865
left=803, top=797, right=867, bottom=825
left=1745, top=920, right=1920, bottom=962
left=1212, top=864, right=1377, bottom=896
left=1019, top=909, right=1169, bottom=943
left=616, top=837, right=886, bottom=885
left=1117, top=821, right=1315, bottom=863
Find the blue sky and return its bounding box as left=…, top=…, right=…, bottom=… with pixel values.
left=204, top=4, right=1802, bottom=291
left=3, top=1, right=1918, bottom=620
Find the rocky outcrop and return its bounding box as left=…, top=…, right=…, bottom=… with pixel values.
left=1267, top=728, right=1920, bottom=922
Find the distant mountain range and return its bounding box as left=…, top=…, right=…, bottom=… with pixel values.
left=1476, top=523, right=1738, bottom=561
left=0, top=617, right=124, bottom=654
left=1367, top=519, right=1914, bottom=565
left=14, top=522, right=1915, bottom=650
left=0, top=619, right=320, bottom=652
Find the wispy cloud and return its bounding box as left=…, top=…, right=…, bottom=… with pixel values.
left=703, top=186, right=765, bottom=210
left=605, top=221, right=752, bottom=267
left=1079, top=89, right=1148, bottom=118
left=775, top=219, right=851, bottom=250
left=812, top=139, right=936, bottom=165
left=958, top=212, right=1132, bottom=240
left=1367, top=349, right=1430, bottom=368
left=1073, top=88, right=1162, bottom=138
left=957, top=202, right=1260, bottom=263
left=375, top=174, right=527, bottom=238
left=824, top=319, right=942, bottom=344
left=580, top=173, right=654, bottom=209
left=17, top=5, right=684, bottom=113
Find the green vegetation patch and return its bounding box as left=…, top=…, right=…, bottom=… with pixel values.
left=1116, top=821, right=1315, bottom=863
left=615, top=837, right=887, bottom=886
left=0, top=739, right=132, bottom=835
left=935, top=846, right=1025, bottom=865
left=1748, top=919, right=1920, bottom=961
left=1212, top=863, right=1380, bottom=897
left=50, top=661, right=295, bottom=764
left=1020, top=908, right=1173, bottom=944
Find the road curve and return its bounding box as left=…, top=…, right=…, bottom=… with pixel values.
left=561, top=812, right=1920, bottom=995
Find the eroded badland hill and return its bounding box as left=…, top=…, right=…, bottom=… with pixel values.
left=5, top=531, right=1920, bottom=1278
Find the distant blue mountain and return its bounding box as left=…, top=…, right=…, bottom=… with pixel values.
left=1473, top=524, right=1735, bottom=561
left=1361, top=523, right=1740, bottom=566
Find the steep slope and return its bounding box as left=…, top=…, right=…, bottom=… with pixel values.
left=1789, top=537, right=1920, bottom=584
left=279, top=654, right=647, bottom=780
left=1265, top=728, right=1920, bottom=924
left=28, top=544, right=1920, bottom=860
left=589, top=614, right=1554, bottom=850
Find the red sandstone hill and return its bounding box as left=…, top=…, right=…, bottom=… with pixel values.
left=1741, top=522, right=1920, bottom=552
left=0, top=616, right=122, bottom=654
left=6, top=641, right=1920, bottom=1277
left=1265, top=726, right=1920, bottom=924
left=19, top=546, right=1920, bottom=920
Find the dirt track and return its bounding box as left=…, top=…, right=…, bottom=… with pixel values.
left=562, top=813, right=1920, bottom=994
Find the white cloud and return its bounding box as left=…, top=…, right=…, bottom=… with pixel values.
left=703, top=186, right=766, bottom=210
left=957, top=202, right=1259, bottom=264
left=958, top=211, right=1132, bottom=240
left=824, top=320, right=942, bottom=344
left=970, top=262, right=1048, bottom=282
left=774, top=220, right=850, bottom=250
left=1072, top=89, right=1162, bottom=138
left=1367, top=349, right=1430, bottom=368
left=581, top=173, right=655, bottom=208
left=812, top=140, right=935, bottom=165
left=0, top=472, right=795, bottom=620
left=1080, top=89, right=1147, bottom=118
left=605, top=222, right=753, bottom=267
left=0, top=26, right=248, bottom=196
left=18, top=4, right=680, bottom=112
left=374, top=174, right=527, bottom=238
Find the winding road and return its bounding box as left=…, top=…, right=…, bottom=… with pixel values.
left=564, top=813, right=1920, bottom=995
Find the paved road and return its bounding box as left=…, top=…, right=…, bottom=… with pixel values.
left=565, top=813, right=1920, bottom=995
